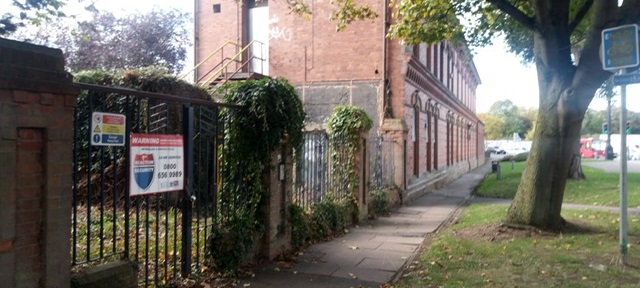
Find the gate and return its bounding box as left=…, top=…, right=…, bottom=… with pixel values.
left=294, top=130, right=351, bottom=208
left=70, top=83, right=241, bottom=286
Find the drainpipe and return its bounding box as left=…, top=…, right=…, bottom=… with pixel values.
left=193, top=0, right=199, bottom=82
left=382, top=0, right=391, bottom=119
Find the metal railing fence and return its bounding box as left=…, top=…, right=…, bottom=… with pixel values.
left=71, top=83, right=242, bottom=286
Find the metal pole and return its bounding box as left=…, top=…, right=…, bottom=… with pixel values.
left=619, top=69, right=628, bottom=264
left=181, top=106, right=194, bottom=276
left=607, top=96, right=614, bottom=159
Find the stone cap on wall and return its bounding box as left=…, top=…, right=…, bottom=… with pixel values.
left=0, top=37, right=77, bottom=94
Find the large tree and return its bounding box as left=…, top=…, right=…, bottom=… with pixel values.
left=488, top=99, right=533, bottom=139
left=10, top=8, right=190, bottom=74
left=1, top=0, right=67, bottom=35
left=386, top=0, right=640, bottom=229
left=478, top=113, right=507, bottom=139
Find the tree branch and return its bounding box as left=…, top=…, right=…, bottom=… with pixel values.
left=486, top=0, right=536, bottom=30
left=569, top=0, right=594, bottom=33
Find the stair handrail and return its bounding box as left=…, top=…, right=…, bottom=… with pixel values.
left=201, top=40, right=265, bottom=86
left=213, top=42, right=267, bottom=88
left=179, top=40, right=241, bottom=80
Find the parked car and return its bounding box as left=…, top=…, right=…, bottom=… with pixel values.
left=485, top=146, right=506, bottom=154
left=505, top=147, right=528, bottom=155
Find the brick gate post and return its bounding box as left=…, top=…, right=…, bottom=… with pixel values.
left=0, top=38, right=79, bottom=288
left=262, top=142, right=293, bottom=259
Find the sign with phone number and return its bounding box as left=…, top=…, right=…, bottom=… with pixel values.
left=129, top=133, right=184, bottom=196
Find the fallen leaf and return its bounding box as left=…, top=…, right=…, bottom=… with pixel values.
left=348, top=272, right=358, bottom=279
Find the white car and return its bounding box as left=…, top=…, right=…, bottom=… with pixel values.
left=505, top=147, right=528, bottom=155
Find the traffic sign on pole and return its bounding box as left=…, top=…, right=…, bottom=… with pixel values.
left=601, top=24, right=639, bottom=71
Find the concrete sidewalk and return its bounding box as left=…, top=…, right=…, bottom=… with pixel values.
left=238, top=161, right=492, bottom=287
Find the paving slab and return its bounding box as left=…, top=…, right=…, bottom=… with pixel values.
left=237, top=270, right=380, bottom=288
left=291, top=262, right=340, bottom=276
left=331, top=266, right=396, bottom=284
left=369, top=235, right=424, bottom=245
left=234, top=160, right=492, bottom=287
left=376, top=242, right=418, bottom=253
left=356, top=256, right=407, bottom=271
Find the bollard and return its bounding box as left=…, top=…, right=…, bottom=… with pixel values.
left=496, top=164, right=501, bottom=180
left=511, top=159, right=515, bottom=170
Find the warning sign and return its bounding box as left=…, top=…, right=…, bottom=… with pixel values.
left=129, top=134, right=184, bottom=196
left=91, top=112, right=126, bottom=146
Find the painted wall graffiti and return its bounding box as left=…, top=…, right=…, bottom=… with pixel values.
left=268, top=16, right=292, bottom=42
left=270, top=26, right=292, bottom=41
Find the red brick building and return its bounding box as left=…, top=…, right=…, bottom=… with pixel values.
left=194, top=0, right=485, bottom=200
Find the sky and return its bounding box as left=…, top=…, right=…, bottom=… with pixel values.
left=7, top=0, right=640, bottom=114
left=473, top=37, right=640, bottom=113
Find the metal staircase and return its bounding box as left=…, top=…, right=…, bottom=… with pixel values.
left=180, top=40, right=266, bottom=88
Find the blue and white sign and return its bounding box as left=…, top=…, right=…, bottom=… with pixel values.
left=601, top=24, right=639, bottom=71
left=129, top=134, right=184, bottom=196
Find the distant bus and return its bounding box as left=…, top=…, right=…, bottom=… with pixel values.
left=580, top=138, right=605, bottom=158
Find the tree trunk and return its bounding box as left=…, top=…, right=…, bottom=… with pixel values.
left=502, top=8, right=615, bottom=229
left=506, top=103, right=582, bottom=229
left=568, top=153, right=586, bottom=180
left=505, top=48, right=590, bottom=229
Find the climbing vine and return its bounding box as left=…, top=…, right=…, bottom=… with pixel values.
left=326, top=105, right=373, bottom=196
left=208, top=77, right=306, bottom=273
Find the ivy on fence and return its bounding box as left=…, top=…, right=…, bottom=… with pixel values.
left=208, top=77, right=305, bottom=273
left=289, top=104, right=372, bottom=249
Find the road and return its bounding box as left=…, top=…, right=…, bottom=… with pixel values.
left=582, top=158, right=640, bottom=173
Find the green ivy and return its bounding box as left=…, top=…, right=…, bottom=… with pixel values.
left=326, top=105, right=373, bottom=196
left=211, top=77, right=306, bottom=273
left=369, top=189, right=390, bottom=217
left=289, top=197, right=357, bottom=248
left=75, top=66, right=211, bottom=99
left=206, top=215, right=257, bottom=274
left=289, top=204, right=311, bottom=248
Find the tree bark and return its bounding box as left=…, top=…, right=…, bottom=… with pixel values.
left=568, top=153, right=586, bottom=180
left=506, top=95, right=583, bottom=229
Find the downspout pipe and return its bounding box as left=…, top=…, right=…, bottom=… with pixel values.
left=193, top=0, right=199, bottom=82
left=382, top=0, right=391, bottom=119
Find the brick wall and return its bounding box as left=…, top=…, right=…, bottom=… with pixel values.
left=194, top=0, right=245, bottom=82
left=194, top=1, right=485, bottom=202
left=194, top=0, right=385, bottom=85
left=0, top=37, right=78, bottom=288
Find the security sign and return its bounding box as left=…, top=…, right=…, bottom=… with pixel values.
left=129, top=134, right=184, bottom=196
left=133, top=154, right=155, bottom=190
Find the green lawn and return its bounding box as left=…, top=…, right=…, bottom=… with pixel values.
left=476, top=160, right=640, bottom=208
left=392, top=160, right=640, bottom=287
left=393, top=203, right=640, bottom=287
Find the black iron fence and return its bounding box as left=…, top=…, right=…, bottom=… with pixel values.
left=294, top=130, right=352, bottom=208
left=71, top=83, right=241, bottom=286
